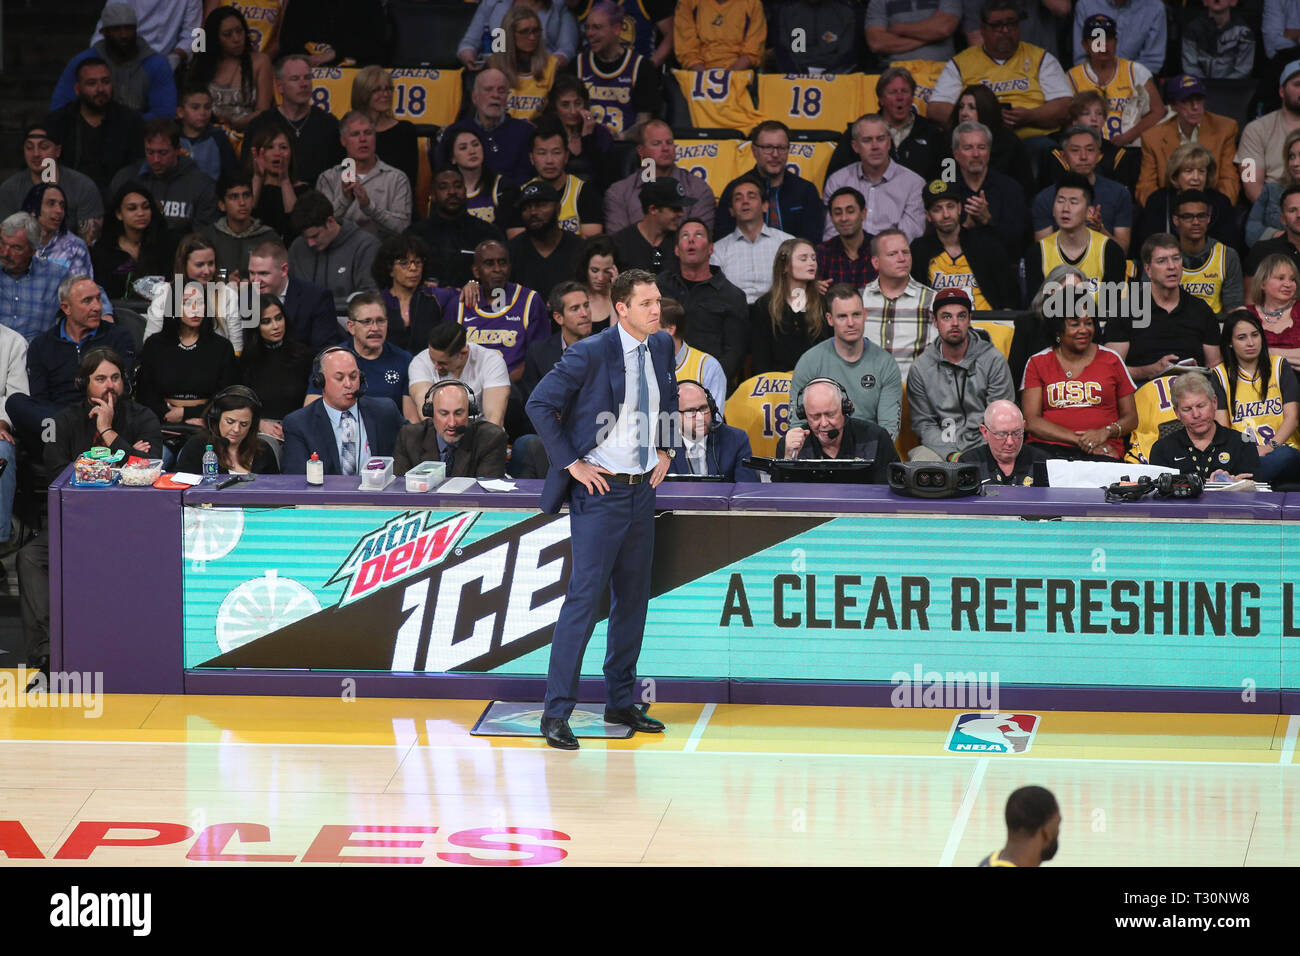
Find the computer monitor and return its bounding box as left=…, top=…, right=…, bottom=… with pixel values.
left=750, top=457, right=878, bottom=484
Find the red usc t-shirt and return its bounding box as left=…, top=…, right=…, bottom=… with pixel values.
left=1022, top=346, right=1137, bottom=457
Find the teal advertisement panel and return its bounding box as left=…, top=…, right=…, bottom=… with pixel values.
left=182, top=505, right=1300, bottom=690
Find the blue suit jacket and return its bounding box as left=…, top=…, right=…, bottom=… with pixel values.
left=281, top=396, right=405, bottom=474
left=668, top=422, right=758, bottom=482
left=284, top=276, right=346, bottom=351
left=526, top=326, right=679, bottom=514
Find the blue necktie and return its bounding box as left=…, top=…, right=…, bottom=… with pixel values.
left=443, top=443, right=457, bottom=468
left=340, top=410, right=357, bottom=475
left=637, top=343, right=652, bottom=472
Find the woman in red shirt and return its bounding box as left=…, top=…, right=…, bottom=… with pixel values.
left=1022, top=309, right=1138, bottom=459
left=1248, top=254, right=1300, bottom=371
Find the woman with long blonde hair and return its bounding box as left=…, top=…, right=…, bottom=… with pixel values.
left=351, top=65, right=419, bottom=191
left=487, top=5, right=558, bottom=120
left=750, top=238, right=830, bottom=374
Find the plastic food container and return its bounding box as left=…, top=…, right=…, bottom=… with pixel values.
left=74, top=456, right=116, bottom=485
left=404, top=460, right=446, bottom=492
left=119, top=458, right=165, bottom=486
left=359, top=456, right=395, bottom=490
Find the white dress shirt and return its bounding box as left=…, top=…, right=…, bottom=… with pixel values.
left=711, top=225, right=795, bottom=304
left=585, top=323, right=661, bottom=475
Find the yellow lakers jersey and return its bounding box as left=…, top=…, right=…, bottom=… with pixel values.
left=507, top=57, right=559, bottom=120
left=231, top=0, right=284, bottom=53
left=675, top=139, right=742, bottom=200
left=672, top=69, right=765, bottom=132
left=1068, top=59, right=1143, bottom=140
left=952, top=43, right=1053, bottom=138
left=1212, top=356, right=1300, bottom=450
left=310, top=68, right=463, bottom=128
left=1181, top=242, right=1227, bottom=314
left=1126, top=375, right=1180, bottom=463
left=675, top=343, right=710, bottom=384
left=734, top=140, right=836, bottom=193
left=1039, top=229, right=1111, bottom=294
left=925, top=250, right=992, bottom=311
left=725, top=372, right=792, bottom=458
left=756, top=74, right=865, bottom=132
left=520, top=175, right=589, bottom=234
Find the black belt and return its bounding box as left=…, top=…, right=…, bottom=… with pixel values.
left=606, top=470, right=655, bottom=485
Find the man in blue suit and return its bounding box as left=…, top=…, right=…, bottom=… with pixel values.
left=526, top=268, right=680, bottom=750
left=248, top=241, right=346, bottom=351
left=281, top=347, right=404, bottom=474
left=668, top=379, right=758, bottom=481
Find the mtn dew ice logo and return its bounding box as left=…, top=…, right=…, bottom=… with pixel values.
left=327, top=511, right=478, bottom=606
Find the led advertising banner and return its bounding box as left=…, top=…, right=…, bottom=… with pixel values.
left=183, top=506, right=1300, bottom=691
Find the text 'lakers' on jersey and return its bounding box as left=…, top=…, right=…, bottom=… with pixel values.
left=676, top=140, right=741, bottom=200
left=725, top=372, right=791, bottom=458
left=578, top=49, right=644, bottom=135
left=756, top=74, right=864, bottom=132
left=951, top=43, right=1051, bottom=138
left=1181, top=243, right=1227, bottom=314
left=672, top=69, right=765, bottom=132
left=231, top=0, right=284, bottom=53
left=1212, top=356, right=1300, bottom=450
left=925, top=251, right=992, bottom=311
left=507, top=59, right=559, bottom=120
left=457, top=285, right=543, bottom=371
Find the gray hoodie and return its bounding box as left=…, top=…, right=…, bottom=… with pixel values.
left=92, top=37, right=162, bottom=116
left=108, top=155, right=218, bottom=236
left=288, top=220, right=380, bottom=309
left=197, top=217, right=281, bottom=275
left=906, top=332, right=1015, bottom=458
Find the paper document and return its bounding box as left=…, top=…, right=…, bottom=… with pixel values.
left=478, top=479, right=516, bottom=491
left=1045, top=460, right=1177, bottom=488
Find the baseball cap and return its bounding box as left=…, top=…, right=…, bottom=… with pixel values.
left=923, top=179, right=962, bottom=210
left=1283, top=60, right=1300, bottom=85
left=640, top=177, right=688, bottom=209
left=932, top=288, right=973, bottom=314
left=516, top=181, right=562, bottom=208
left=23, top=120, right=59, bottom=146
left=101, top=2, right=138, bottom=28
left=1082, top=14, right=1117, bottom=37
left=1166, top=75, right=1207, bottom=103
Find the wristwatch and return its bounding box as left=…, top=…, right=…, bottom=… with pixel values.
left=662, top=448, right=676, bottom=459
left=1268, top=439, right=1280, bottom=448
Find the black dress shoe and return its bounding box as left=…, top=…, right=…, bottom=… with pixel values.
left=540, top=717, right=579, bottom=750
left=603, top=706, right=665, bottom=733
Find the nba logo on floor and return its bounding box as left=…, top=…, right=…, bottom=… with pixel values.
left=945, top=713, right=1040, bottom=754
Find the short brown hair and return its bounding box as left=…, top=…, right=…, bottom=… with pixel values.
left=611, top=268, right=658, bottom=306
left=346, top=290, right=386, bottom=323
left=658, top=297, right=685, bottom=334
left=826, top=283, right=861, bottom=308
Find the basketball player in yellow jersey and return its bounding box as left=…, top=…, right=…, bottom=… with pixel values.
left=1174, top=191, right=1244, bottom=313
left=978, top=786, right=1061, bottom=867
left=1025, top=173, right=1127, bottom=295
left=926, top=0, right=1072, bottom=142
left=909, top=180, right=1021, bottom=310
left=231, top=0, right=286, bottom=57
left=1067, top=15, right=1164, bottom=148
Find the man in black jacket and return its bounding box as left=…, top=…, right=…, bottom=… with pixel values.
left=394, top=379, right=507, bottom=478
left=43, top=57, right=144, bottom=194
left=910, top=180, right=1020, bottom=311
left=714, top=121, right=825, bottom=244
left=775, top=378, right=899, bottom=483
left=410, top=166, right=504, bottom=289
left=656, top=219, right=749, bottom=385
left=18, top=345, right=161, bottom=684
left=7, top=274, right=138, bottom=456
left=247, top=241, right=345, bottom=351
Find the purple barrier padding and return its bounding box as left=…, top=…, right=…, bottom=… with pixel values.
left=1282, top=690, right=1300, bottom=714
left=1281, top=493, right=1300, bottom=521
left=181, top=475, right=733, bottom=512
left=182, top=670, right=730, bottom=703
left=48, top=472, right=65, bottom=673
left=729, top=484, right=1288, bottom=520
left=54, top=469, right=185, bottom=693
left=729, top=680, right=1282, bottom=715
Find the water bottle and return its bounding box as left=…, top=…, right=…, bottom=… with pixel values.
left=202, top=444, right=218, bottom=480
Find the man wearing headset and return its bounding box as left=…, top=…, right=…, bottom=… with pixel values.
left=281, top=346, right=405, bottom=474
left=667, top=379, right=757, bottom=481
left=394, top=379, right=507, bottom=478
left=776, top=377, right=899, bottom=483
